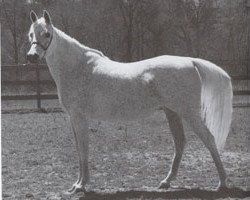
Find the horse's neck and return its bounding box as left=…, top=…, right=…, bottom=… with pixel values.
left=45, top=27, right=100, bottom=84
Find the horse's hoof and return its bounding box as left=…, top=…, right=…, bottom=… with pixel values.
left=216, top=185, right=229, bottom=192
left=74, top=186, right=86, bottom=194
left=67, top=185, right=76, bottom=194
left=66, top=185, right=86, bottom=195
left=158, top=182, right=170, bottom=190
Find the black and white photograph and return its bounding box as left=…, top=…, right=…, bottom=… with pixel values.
left=1, top=0, right=250, bottom=199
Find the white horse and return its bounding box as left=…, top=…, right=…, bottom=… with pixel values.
left=27, top=10, right=233, bottom=194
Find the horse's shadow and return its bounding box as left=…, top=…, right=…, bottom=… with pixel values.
left=80, top=187, right=249, bottom=200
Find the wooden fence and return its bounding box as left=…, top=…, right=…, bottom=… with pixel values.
left=2, top=64, right=57, bottom=110
left=1, top=64, right=250, bottom=110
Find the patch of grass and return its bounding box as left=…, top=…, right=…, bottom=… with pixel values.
left=2, top=108, right=249, bottom=199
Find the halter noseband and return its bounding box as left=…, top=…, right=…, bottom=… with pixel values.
left=32, top=33, right=53, bottom=52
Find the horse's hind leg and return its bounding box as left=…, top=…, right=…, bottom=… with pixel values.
left=186, top=115, right=227, bottom=190
left=159, top=108, right=186, bottom=189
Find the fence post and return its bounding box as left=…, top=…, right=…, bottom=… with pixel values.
left=35, top=64, right=41, bottom=110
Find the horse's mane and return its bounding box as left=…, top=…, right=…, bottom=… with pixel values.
left=54, top=26, right=105, bottom=57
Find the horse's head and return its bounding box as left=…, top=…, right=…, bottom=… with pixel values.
left=27, top=10, right=53, bottom=63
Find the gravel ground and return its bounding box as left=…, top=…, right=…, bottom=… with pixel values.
left=2, top=107, right=249, bottom=199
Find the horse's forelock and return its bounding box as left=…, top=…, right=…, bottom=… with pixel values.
left=32, top=18, right=49, bottom=35
left=37, top=17, right=46, bottom=25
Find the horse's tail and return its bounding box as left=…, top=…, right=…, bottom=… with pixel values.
left=192, top=58, right=233, bottom=152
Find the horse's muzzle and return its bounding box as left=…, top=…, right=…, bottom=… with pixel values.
left=27, top=53, right=39, bottom=63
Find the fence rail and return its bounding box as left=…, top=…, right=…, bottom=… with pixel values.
left=1, top=64, right=250, bottom=110
left=2, top=80, right=55, bottom=86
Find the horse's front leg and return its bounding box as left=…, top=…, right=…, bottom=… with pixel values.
left=67, top=112, right=89, bottom=194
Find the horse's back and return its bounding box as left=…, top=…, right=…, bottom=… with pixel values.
left=94, top=55, right=195, bottom=79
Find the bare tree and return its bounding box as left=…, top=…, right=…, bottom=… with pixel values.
left=1, top=0, right=29, bottom=63
left=0, top=0, right=248, bottom=77
left=169, top=0, right=217, bottom=57
left=117, top=0, right=160, bottom=61
left=118, top=0, right=139, bottom=61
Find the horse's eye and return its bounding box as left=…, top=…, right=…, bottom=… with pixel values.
left=29, top=33, right=33, bottom=38
left=45, top=32, right=50, bottom=38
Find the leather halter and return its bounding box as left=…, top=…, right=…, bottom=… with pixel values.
left=31, top=32, right=53, bottom=52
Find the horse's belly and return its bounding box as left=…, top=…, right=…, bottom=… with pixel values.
left=86, top=89, right=160, bottom=121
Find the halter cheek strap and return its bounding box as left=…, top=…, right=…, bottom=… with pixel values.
left=32, top=33, right=53, bottom=52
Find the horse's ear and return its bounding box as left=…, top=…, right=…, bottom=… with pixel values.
left=43, top=10, right=51, bottom=24
left=30, top=10, right=38, bottom=23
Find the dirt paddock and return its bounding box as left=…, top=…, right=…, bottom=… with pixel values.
left=2, top=107, right=249, bottom=199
